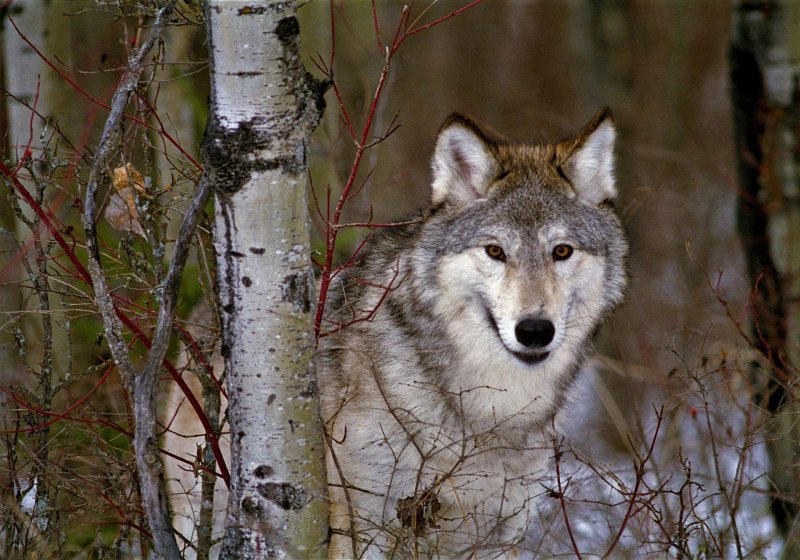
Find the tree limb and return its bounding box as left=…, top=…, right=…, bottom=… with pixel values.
left=79, top=2, right=186, bottom=559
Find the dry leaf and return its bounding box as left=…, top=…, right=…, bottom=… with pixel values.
left=104, top=164, right=147, bottom=237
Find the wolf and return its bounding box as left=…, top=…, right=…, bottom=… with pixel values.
left=318, top=109, right=628, bottom=559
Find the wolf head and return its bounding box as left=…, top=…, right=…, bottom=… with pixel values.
left=414, top=110, right=627, bottom=421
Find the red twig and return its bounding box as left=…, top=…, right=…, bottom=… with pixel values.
left=404, top=0, right=485, bottom=38
left=0, top=161, right=230, bottom=488
left=318, top=258, right=402, bottom=338
left=0, top=161, right=91, bottom=284
left=4, top=112, right=224, bottom=483
left=136, top=92, right=204, bottom=172
left=173, top=321, right=226, bottom=398
left=313, top=0, right=485, bottom=338
left=688, top=241, right=795, bottom=383
left=0, top=361, right=117, bottom=435
left=602, top=406, right=664, bottom=559
left=8, top=17, right=203, bottom=175
left=7, top=17, right=112, bottom=112
left=10, top=74, right=39, bottom=172
left=371, top=0, right=384, bottom=53
left=114, top=301, right=230, bottom=488
left=553, top=437, right=582, bottom=559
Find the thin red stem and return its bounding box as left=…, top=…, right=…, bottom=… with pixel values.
left=0, top=161, right=230, bottom=488
left=602, top=407, right=664, bottom=559
left=404, top=0, right=485, bottom=38
left=314, top=1, right=485, bottom=337
left=0, top=361, right=116, bottom=435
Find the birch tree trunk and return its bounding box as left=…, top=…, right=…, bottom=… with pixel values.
left=730, top=2, right=800, bottom=556
left=203, top=2, right=329, bottom=557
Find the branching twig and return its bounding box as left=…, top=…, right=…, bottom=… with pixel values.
left=135, top=172, right=214, bottom=555
left=1, top=160, right=230, bottom=486
left=697, top=376, right=745, bottom=557
left=553, top=437, right=582, bottom=559
left=313, top=0, right=485, bottom=338
left=78, top=3, right=183, bottom=558
left=602, top=405, right=664, bottom=559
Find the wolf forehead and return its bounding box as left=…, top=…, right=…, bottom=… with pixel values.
left=430, top=185, right=617, bottom=257
left=425, top=110, right=623, bottom=257
left=492, top=142, right=575, bottom=188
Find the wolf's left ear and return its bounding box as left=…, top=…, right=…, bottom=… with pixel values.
left=556, top=108, right=617, bottom=205
left=431, top=114, right=499, bottom=207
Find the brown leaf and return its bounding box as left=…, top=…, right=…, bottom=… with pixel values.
left=104, top=164, right=147, bottom=237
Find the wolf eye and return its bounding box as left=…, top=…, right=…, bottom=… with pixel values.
left=552, top=244, right=573, bottom=261
left=485, top=244, right=506, bottom=262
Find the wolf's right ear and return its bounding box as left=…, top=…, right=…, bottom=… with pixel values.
left=556, top=108, right=617, bottom=206
left=431, top=114, right=499, bottom=207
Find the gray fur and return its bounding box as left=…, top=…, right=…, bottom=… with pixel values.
left=319, top=110, right=628, bottom=559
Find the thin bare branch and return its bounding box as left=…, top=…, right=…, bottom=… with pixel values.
left=78, top=2, right=182, bottom=558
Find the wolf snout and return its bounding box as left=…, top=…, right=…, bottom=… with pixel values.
left=514, top=318, right=555, bottom=348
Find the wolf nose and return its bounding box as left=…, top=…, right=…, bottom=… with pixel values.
left=515, top=318, right=555, bottom=348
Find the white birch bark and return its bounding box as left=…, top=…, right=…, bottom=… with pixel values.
left=203, top=2, right=329, bottom=558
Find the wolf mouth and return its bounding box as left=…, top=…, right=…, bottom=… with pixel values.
left=483, top=308, right=550, bottom=366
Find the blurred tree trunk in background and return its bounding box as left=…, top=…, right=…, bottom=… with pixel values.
left=2, top=0, right=47, bottom=169
left=204, top=2, right=329, bottom=557
left=730, top=1, right=800, bottom=555
left=2, top=0, right=75, bottom=219
left=0, top=0, right=74, bottom=540
left=1, top=0, right=49, bottom=383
